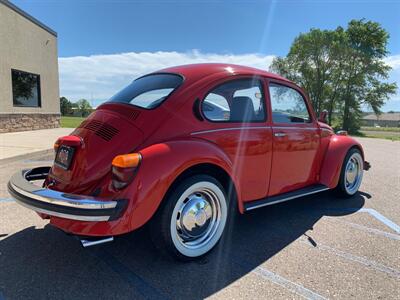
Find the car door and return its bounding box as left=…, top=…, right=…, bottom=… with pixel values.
left=198, top=77, right=273, bottom=202
left=266, top=80, right=320, bottom=196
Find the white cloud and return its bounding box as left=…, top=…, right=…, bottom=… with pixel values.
left=58, top=50, right=400, bottom=111
left=59, top=50, right=275, bottom=105
left=385, top=54, right=400, bottom=69
left=384, top=55, right=400, bottom=111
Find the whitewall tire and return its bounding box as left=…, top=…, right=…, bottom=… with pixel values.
left=337, top=148, right=364, bottom=197
left=150, top=175, right=228, bottom=260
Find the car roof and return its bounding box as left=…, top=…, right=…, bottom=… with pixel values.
left=156, top=63, right=291, bottom=83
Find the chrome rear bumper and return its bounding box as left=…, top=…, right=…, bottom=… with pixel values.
left=8, top=167, right=126, bottom=222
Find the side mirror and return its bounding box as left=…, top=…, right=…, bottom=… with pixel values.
left=318, top=110, right=328, bottom=123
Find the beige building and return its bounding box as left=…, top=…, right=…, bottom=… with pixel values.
left=0, top=0, right=60, bottom=133
left=362, top=112, right=400, bottom=127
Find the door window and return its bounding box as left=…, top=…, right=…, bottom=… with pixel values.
left=269, top=83, right=311, bottom=123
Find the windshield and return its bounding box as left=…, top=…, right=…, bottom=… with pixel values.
left=108, top=73, right=183, bottom=109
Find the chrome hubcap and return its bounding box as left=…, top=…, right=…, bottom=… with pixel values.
left=176, top=188, right=221, bottom=249
left=179, top=194, right=212, bottom=238
left=346, top=161, right=357, bottom=184
left=345, top=153, right=363, bottom=194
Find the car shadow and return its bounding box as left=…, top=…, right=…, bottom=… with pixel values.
left=0, top=191, right=365, bottom=300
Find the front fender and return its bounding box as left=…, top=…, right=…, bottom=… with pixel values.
left=125, top=138, right=239, bottom=231
left=319, top=135, right=364, bottom=188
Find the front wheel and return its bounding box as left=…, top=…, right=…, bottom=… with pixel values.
left=150, top=175, right=228, bottom=261
left=336, top=148, right=364, bottom=197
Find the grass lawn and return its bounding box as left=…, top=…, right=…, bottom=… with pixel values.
left=357, top=131, right=400, bottom=141
left=360, top=126, right=400, bottom=132
left=354, top=126, right=400, bottom=141
left=61, top=116, right=85, bottom=128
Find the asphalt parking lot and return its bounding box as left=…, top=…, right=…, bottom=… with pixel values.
left=0, top=137, right=399, bottom=300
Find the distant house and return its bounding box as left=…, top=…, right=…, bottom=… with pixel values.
left=362, top=112, right=400, bottom=127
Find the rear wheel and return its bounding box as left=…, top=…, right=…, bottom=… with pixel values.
left=150, top=175, right=228, bottom=261
left=336, top=148, right=364, bottom=197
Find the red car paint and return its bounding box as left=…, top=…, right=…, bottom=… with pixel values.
left=44, top=64, right=363, bottom=236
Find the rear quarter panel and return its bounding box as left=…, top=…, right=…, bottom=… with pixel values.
left=124, top=138, right=240, bottom=231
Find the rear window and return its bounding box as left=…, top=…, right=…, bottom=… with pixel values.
left=108, top=73, right=183, bottom=109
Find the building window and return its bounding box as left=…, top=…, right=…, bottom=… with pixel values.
left=11, top=69, right=41, bottom=107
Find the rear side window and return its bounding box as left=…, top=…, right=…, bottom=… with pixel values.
left=109, top=73, right=183, bottom=109
left=269, top=83, right=311, bottom=123
left=202, top=79, right=266, bottom=122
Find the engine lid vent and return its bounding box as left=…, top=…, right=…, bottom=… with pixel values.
left=79, top=120, right=119, bottom=141
left=97, top=103, right=141, bottom=121
left=128, top=109, right=140, bottom=120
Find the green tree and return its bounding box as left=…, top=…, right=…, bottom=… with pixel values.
left=76, top=99, right=92, bottom=117
left=60, top=96, right=73, bottom=116
left=338, top=20, right=396, bottom=132
left=270, top=19, right=397, bottom=133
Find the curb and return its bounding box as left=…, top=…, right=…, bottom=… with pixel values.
left=0, top=149, right=54, bottom=165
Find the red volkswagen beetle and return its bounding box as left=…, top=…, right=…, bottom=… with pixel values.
left=8, top=64, right=369, bottom=260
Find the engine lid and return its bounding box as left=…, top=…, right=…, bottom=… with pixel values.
left=48, top=108, right=144, bottom=194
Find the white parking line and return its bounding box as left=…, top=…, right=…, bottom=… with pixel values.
left=334, top=219, right=400, bottom=241
left=361, top=208, right=400, bottom=234
left=331, top=208, right=400, bottom=234
left=301, top=239, right=400, bottom=279
left=253, top=266, right=328, bottom=300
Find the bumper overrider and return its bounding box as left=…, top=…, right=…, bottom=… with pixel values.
left=7, top=167, right=127, bottom=222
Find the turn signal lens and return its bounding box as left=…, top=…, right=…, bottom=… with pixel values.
left=112, top=153, right=141, bottom=168
left=54, top=139, right=61, bottom=153
left=111, top=153, right=142, bottom=190
left=337, top=130, right=348, bottom=136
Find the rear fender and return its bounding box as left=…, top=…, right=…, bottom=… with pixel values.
left=319, top=135, right=364, bottom=188
left=126, top=138, right=240, bottom=231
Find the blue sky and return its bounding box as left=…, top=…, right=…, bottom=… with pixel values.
left=12, top=0, right=400, bottom=111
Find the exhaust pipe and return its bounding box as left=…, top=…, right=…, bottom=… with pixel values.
left=80, top=236, right=114, bottom=248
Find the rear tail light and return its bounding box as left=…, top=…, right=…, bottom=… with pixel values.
left=111, top=153, right=142, bottom=190
left=54, top=135, right=83, bottom=152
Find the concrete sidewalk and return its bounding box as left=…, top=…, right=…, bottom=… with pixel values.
left=0, top=128, right=73, bottom=161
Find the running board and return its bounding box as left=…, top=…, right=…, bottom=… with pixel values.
left=244, top=184, right=329, bottom=212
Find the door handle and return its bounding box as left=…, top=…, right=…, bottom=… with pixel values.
left=274, top=132, right=286, bottom=137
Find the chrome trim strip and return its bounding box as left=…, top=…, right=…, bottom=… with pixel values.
left=191, top=126, right=320, bottom=136
left=272, top=126, right=318, bottom=130
left=191, top=126, right=270, bottom=135
left=10, top=182, right=117, bottom=210
left=245, top=187, right=330, bottom=211
left=14, top=198, right=110, bottom=221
